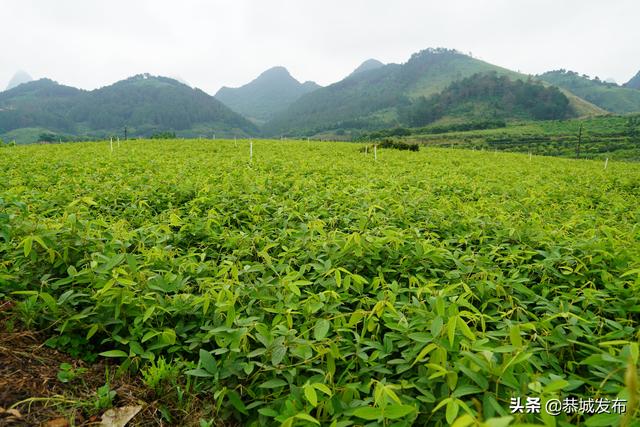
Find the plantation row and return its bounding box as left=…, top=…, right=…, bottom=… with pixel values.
left=0, top=139, right=639, bottom=425
left=379, top=115, right=640, bottom=161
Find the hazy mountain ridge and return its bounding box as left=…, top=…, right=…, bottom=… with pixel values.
left=625, top=71, right=640, bottom=90
left=215, top=66, right=321, bottom=124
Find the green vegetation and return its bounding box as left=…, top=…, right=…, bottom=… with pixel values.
left=402, top=73, right=574, bottom=127
left=539, top=70, right=640, bottom=114
left=369, top=115, right=640, bottom=162
left=1, top=139, right=639, bottom=425
left=264, top=50, right=603, bottom=137
left=215, top=67, right=321, bottom=124
left=0, top=75, right=257, bottom=144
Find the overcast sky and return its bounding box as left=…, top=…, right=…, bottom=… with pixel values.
left=2, top=0, right=639, bottom=94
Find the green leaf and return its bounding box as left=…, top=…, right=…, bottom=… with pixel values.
left=384, top=403, right=416, bottom=419
left=86, top=324, right=99, bottom=340
left=413, top=343, right=437, bottom=366
left=353, top=406, right=383, bottom=420
left=584, top=413, right=621, bottom=426
left=483, top=417, right=514, bottom=427
left=185, top=368, right=214, bottom=377
left=199, top=349, right=217, bottom=375
left=258, top=379, right=288, bottom=388
left=446, top=399, right=459, bottom=424
left=304, top=384, right=318, bottom=407
left=447, top=316, right=457, bottom=347
left=23, top=237, right=32, bottom=257
left=294, top=413, right=320, bottom=425
left=227, top=389, right=248, bottom=415
left=314, top=319, right=330, bottom=340
left=99, top=350, right=128, bottom=358
left=312, top=383, right=332, bottom=396
left=509, top=325, right=522, bottom=348
left=451, top=414, right=475, bottom=427
left=271, top=344, right=287, bottom=366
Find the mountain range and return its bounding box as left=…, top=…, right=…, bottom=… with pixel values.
left=0, top=74, right=256, bottom=143
left=262, top=48, right=605, bottom=136
left=2, top=48, right=640, bottom=144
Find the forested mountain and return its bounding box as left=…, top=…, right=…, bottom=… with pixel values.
left=0, top=74, right=257, bottom=143
left=539, top=70, right=640, bottom=113
left=625, top=71, right=640, bottom=90
left=263, top=49, right=602, bottom=136
left=5, top=70, right=33, bottom=90
left=402, top=72, right=574, bottom=126
left=215, top=67, right=320, bottom=124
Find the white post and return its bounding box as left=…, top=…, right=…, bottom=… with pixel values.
left=213, top=133, right=216, bottom=140
left=250, top=141, right=253, bottom=163
left=604, top=158, right=609, bottom=169
left=374, top=145, right=377, bottom=161
left=110, top=137, right=113, bottom=152
left=365, top=145, right=368, bottom=155
left=529, top=152, right=532, bottom=161
left=117, top=137, right=120, bottom=148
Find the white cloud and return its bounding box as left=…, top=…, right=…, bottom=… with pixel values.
left=1, top=0, right=639, bottom=94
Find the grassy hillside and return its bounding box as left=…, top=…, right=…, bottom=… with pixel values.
left=1, top=139, right=639, bottom=425
left=0, top=75, right=258, bottom=143
left=215, top=67, right=320, bottom=124
left=540, top=70, right=640, bottom=113
left=264, top=49, right=603, bottom=136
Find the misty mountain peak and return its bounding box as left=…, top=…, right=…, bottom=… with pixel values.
left=214, top=66, right=320, bottom=123
left=258, top=66, right=294, bottom=80
left=350, top=59, right=385, bottom=76
left=6, top=70, right=33, bottom=91
left=625, top=71, right=640, bottom=90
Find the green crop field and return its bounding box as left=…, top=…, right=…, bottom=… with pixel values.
left=364, top=115, right=640, bottom=162
left=1, top=140, right=639, bottom=426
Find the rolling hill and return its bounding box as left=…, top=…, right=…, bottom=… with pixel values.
left=215, top=67, right=320, bottom=124
left=625, top=71, right=640, bottom=90
left=0, top=74, right=258, bottom=143
left=539, top=70, right=640, bottom=113
left=263, top=48, right=603, bottom=136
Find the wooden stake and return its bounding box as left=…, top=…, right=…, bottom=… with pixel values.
left=110, top=137, right=113, bottom=152
left=374, top=145, right=377, bottom=161
left=604, top=158, right=609, bottom=169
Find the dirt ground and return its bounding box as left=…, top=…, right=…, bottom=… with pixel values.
left=0, top=307, right=165, bottom=426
